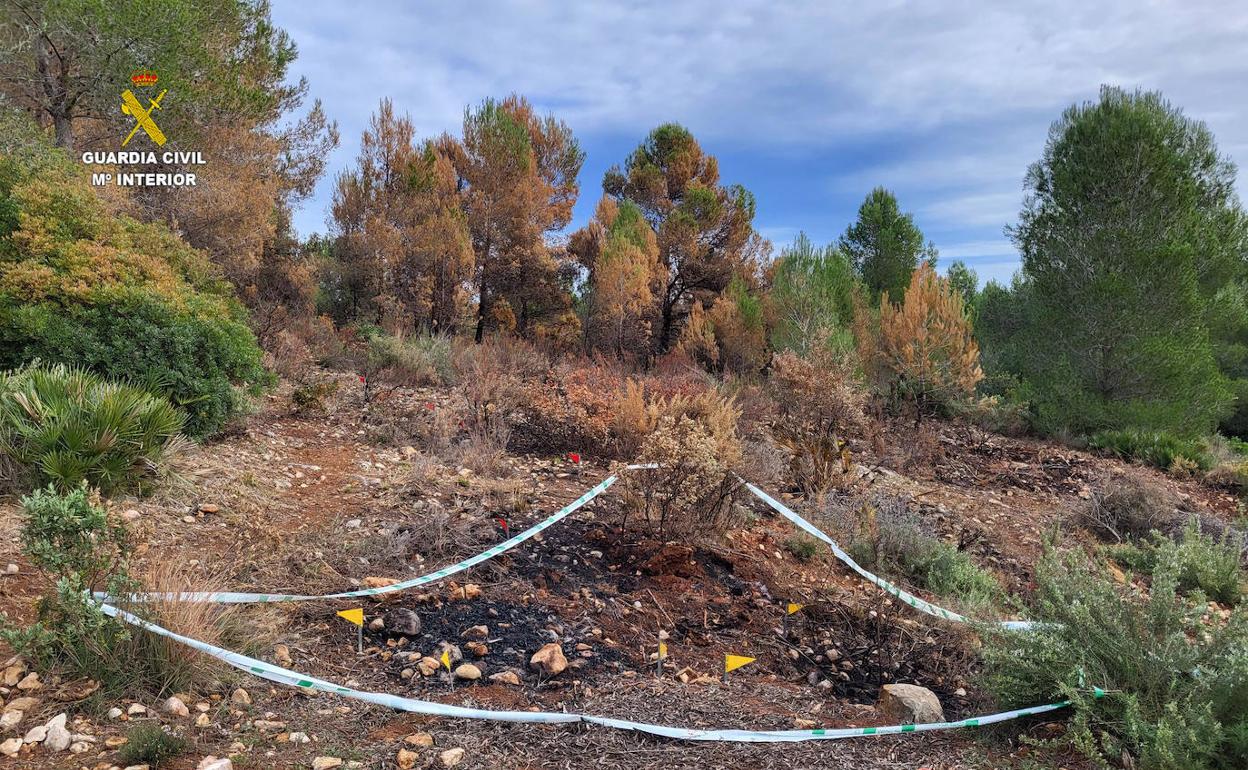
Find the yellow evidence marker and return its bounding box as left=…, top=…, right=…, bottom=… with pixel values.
left=787, top=602, right=804, bottom=615
left=336, top=607, right=364, bottom=626
left=724, top=654, right=756, bottom=674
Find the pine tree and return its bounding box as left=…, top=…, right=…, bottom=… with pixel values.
left=839, top=187, right=938, bottom=301
left=1005, top=86, right=1242, bottom=435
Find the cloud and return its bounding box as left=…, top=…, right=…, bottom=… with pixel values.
left=269, top=0, right=1248, bottom=271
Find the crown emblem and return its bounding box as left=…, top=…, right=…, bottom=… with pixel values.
left=130, top=70, right=159, bottom=88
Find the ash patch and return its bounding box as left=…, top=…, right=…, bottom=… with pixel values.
left=371, top=596, right=623, bottom=692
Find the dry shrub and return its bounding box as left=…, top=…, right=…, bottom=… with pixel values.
left=857, top=264, right=983, bottom=415
left=770, top=347, right=868, bottom=496
left=1079, top=469, right=1180, bottom=543
left=265, top=315, right=342, bottom=381
left=453, top=337, right=545, bottom=437
left=898, top=421, right=946, bottom=473
left=611, top=378, right=655, bottom=459
left=515, top=358, right=707, bottom=459
left=620, top=390, right=744, bottom=537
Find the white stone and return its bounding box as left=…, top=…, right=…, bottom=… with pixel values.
left=876, top=683, right=945, bottom=724
left=0, top=738, right=22, bottom=757
left=197, top=756, right=233, bottom=770
left=164, top=696, right=190, bottom=717
left=440, top=747, right=466, bottom=767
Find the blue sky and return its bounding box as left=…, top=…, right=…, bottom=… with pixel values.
left=270, top=1, right=1248, bottom=286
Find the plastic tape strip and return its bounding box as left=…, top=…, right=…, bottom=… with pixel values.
left=743, top=482, right=1037, bottom=632
left=98, top=601, right=1071, bottom=743
left=98, top=474, right=620, bottom=604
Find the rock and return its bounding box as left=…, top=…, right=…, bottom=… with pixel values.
left=274, top=644, right=293, bottom=667
left=106, top=736, right=128, bottom=747
left=0, top=738, right=22, bottom=757
left=15, top=672, right=41, bottom=690
left=194, top=713, right=211, bottom=728
left=23, top=724, right=47, bottom=743
left=453, top=664, right=481, bottom=681
left=439, top=747, right=465, bottom=767
left=127, top=703, right=147, bottom=715
left=417, top=657, right=441, bottom=676
left=489, top=671, right=521, bottom=686
left=363, top=576, right=399, bottom=590
left=230, top=688, right=252, bottom=706
left=529, top=643, right=568, bottom=676
left=5, top=696, right=37, bottom=713
left=2, top=563, right=17, bottom=575
left=876, top=683, right=945, bottom=724
left=793, top=717, right=817, bottom=729
left=404, top=733, right=434, bottom=747
left=312, top=757, right=344, bottom=770
left=0, top=710, right=21, bottom=729
left=464, top=641, right=488, bottom=657
left=253, top=719, right=286, bottom=731
left=69, top=740, right=91, bottom=753
left=383, top=609, right=421, bottom=637
left=198, top=757, right=233, bottom=770
left=396, top=748, right=418, bottom=769
left=288, top=731, right=311, bottom=744
left=164, top=696, right=190, bottom=717
left=461, top=625, right=488, bottom=640
left=2, top=664, right=25, bottom=686
left=121, top=509, right=142, bottom=522
left=448, top=583, right=482, bottom=601
left=45, top=715, right=71, bottom=751
left=198, top=503, right=220, bottom=513
left=106, top=707, right=123, bottom=720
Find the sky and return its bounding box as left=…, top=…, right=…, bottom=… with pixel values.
left=269, top=0, right=1248, bottom=286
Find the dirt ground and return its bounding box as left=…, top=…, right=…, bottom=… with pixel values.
left=1, top=374, right=1237, bottom=770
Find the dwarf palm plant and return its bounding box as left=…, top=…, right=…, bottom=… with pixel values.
left=0, top=363, right=184, bottom=493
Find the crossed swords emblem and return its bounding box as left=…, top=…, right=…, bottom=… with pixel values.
left=120, top=88, right=168, bottom=147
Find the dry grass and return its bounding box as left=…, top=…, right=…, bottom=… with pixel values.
left=119, top=561, right=251, bottom=694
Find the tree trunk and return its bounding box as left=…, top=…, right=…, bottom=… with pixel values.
left=36, top=37, right=75, bottom=150
left=475, top=283, right=487, bottom=343
left=658, top=297, right=675, bottom=353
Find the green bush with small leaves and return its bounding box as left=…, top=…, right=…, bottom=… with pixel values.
left=116, top=723, right=186, bottom=766
left=982, top=547, right=1248, bottom=770
left=1, top=485, right=137, bottom=688
left=785, top=534, right=820, bottom=561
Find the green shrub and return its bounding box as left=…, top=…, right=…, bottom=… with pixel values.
left=0, top=151, right=269, bottom=437
left=0, top=363, right=183, bottom=494
left=982, top=547, right=1248, bottom=770
left=366, top=331, right=455, bottom=387
left=845, top=497, right=1003, bottom=615
left=1164, top=526, right=1244, bottom=606
left=116, top=723, right=186, bottom=766
left=785, top=534, right=820, bottom=562
left=1, top=485, right=137, bottom=687
left=3, top=486, right=234, bottom=697
left=1125, top=521, right=1245, bottom=606
left=1088, top=429, right=1212, bottom=472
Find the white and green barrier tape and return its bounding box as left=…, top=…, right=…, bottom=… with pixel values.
left=98, top=600, right=1086, bottom=743
left=741, top=481, right=1037, bottom=632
